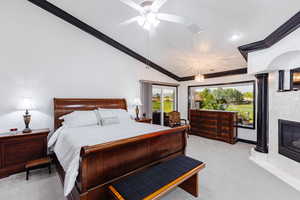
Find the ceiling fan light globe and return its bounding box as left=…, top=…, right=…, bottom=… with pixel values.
left=153, top=19, right=160, bottom=27
left=146, top=12, right=157, bottom=23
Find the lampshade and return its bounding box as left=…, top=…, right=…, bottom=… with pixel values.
left=19, top=98, right=35, bottom=110
left=133, top=98, right=142, bottom=106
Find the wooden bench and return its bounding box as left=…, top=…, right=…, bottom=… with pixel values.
left=25, top=157, right=52, bottom=180
left=109, top=155, right=205, bottom=200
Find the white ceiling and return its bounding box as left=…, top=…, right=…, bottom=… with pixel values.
left=49, top=0, right=300, bottom=77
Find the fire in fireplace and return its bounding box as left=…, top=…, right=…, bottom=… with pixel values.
left=279, top=119, right=300, bottom=163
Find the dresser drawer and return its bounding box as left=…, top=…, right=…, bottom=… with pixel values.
left=189, top=110, right=237, bottom=144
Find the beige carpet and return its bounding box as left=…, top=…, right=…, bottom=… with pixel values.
left=0, top=136, right=299, bottom=200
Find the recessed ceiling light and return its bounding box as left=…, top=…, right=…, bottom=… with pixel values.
left=229, top=33, right=242, bottom=42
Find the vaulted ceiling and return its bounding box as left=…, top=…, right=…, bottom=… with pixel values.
left=48, top=0, right=300, bottom=77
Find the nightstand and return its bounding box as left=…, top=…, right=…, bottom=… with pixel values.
left=135, top=118, right=152, bottom=124
left=0, top=129, right=50, bottom=178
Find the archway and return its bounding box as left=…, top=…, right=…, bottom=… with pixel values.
left=267, top=50, right=300, bottom=71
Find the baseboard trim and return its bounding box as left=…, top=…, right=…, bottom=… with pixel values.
left=237, top=139, right=257, bottom=145
left=250, top=148, right=300, bottom=192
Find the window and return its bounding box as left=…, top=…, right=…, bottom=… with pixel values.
left=188, top=81, right=255, bottom=129
left=152, top=85, right=177, bottom=125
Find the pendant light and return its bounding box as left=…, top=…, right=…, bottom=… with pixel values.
left=195, top=72, right=205, bottom=82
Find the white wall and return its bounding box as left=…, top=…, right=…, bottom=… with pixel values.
left=178, top=74, right=257, bottom=141
left=0, top=1, right=177, bottom=132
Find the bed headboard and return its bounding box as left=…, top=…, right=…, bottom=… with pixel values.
left=53, top=98, right=127, bottom=130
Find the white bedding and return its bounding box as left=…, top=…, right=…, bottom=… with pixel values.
left=48, top=121, right=169, bottom=196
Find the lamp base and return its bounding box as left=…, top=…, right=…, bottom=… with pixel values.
left=23, top=128, right=32, bottom=133
left=23, top=111, right=32, bottom=133
left=135, top=106, right=140, bottom=121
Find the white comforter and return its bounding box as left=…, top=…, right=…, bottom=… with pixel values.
left=48, top=121, right=169, bottom=196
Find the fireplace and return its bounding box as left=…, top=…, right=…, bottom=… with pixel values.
left=279, top=119, right=300, bottom=162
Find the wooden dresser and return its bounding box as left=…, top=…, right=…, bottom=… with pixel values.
left=189, top=110, right=238, bottom=144
left=0, top=129, right=49, bottom=178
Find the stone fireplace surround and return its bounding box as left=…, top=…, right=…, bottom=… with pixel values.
left=250, top=71, right=300, bottom=192
left=244, top=18, right=300, bottom=191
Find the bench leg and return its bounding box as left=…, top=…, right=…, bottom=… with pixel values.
left=48, top=164, right=51, bottom=174
left=179, top=173, right=198, bottom=197
left=26, top=169, right=29, bottom=181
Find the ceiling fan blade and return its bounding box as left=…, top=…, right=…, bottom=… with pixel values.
left=120, top=16, right=140, bottom=26
left=157, top=13, right=186, bottom=24
left=119, top=0, right=144, bottom=13
left=151, top=0, right=168, bottom=11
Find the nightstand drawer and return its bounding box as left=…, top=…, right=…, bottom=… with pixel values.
left=0, top=129, right=49, bottom=178
left=3, top=138, right=45, bottom=166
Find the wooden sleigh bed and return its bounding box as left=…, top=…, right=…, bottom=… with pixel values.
left=53, top=98, right=189, bottom=200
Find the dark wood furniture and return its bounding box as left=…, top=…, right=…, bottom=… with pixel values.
left=135, top=118, right=152, bottom=124
left=109, top=155, right=205, bottom=200
left=189, top=110, right=238, bottom=144
left=25, top=157, right=52, bottom=180
left=152, top=111, right=169, bottom=126
left=0, top=129, right=49, bottom=178
left=53, top=98, right=188, bottom=200
left=167, top=111, right=187, bottom=128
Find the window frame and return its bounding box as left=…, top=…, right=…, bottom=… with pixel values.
left=152, top=84, right=178, bottom=112
left=188, top=80, right=256, bottom=130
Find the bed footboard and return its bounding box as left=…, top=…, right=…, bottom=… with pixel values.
left=76, top=125, right=188, bottom=200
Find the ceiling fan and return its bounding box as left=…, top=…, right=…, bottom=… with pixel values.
left=119, top=0, right=203, bottom=33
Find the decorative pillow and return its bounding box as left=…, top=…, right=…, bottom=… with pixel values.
left=97, top=109, right=120, bottom=126
left=59, top=110, right=98, bottom=128
left=97, top=108, right=132, bottom=125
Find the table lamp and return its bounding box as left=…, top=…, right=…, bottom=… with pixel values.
left=133, top=98, right=142, bottom=120
left=21, top=98, right=35, bottom=133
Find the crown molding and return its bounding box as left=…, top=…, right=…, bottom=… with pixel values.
left=239, top=11, right=300, bottom=61
left=27, top=0, right=181, bottom=81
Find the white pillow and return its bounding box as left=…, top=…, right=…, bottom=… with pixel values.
left=97, top=108, right=132, bottom=125
left=97, top=109, right=120, bottom=126
left=113, top=109, right=132, bottom=122
left=59, top=110, right=98, bottom=128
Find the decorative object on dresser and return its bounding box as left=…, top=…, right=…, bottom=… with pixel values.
left=53, top=98, right=188, bottom=200
left=25, top=156, right=52, bottom=180
left=189, top=110, right=238, bottom=144
left=19, top=98, right=35, bottom=133
left=133, top=97, right=142, bottom=120
left=167, top=111, right=188, bottom=128
left=0, top=129, right=50, bottom=178
left=135, top=118, right=152, bottom=123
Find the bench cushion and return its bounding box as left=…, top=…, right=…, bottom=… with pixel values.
left=110, top=155, right=203, bottom=200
